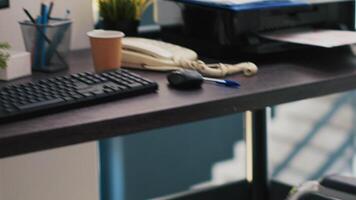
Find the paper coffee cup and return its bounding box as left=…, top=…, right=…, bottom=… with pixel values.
left=87, top=30, right=125, bottom=72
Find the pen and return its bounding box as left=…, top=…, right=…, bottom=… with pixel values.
left=23, top=8, right=36, bottom=22
left=64, top=9, right=71, bottom=19
left=39, top=3, right=49, bottom=67
left=203, top=77, right=240, bottom=88
left=47, top=1, right=54, bottom=20
left=23, top=8, right=68, bottom=67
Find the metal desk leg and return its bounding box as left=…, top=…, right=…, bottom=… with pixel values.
left=351, top=92, right=356, bottom=174
left=245, top=109, right=269, bottom=200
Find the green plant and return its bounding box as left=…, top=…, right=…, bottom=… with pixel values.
left=0, top=42, right=10, bottom=69
left=98, top=0, right=153, bottom=22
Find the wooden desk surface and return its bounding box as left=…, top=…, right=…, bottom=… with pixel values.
left=1, top=47, right=356, bottom=158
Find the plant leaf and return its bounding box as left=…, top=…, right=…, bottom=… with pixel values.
left=98, top=0, right=153, bottom=21
left=0, top=42, right=10, bottom=69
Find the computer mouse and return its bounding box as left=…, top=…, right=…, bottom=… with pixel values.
left=167, top=69, right=204, bottom=89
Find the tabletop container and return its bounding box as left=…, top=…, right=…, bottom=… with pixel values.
left=19, top=19, right=72, bottom=72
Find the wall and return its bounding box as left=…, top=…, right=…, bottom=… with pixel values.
left=0, top=1, right=99, bottom=200
left=0, top=0, right=93, bottom=50
left=0, top=143, right=99, bottom=200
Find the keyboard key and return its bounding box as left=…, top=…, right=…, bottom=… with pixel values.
left=127, top=82, right=142, bottom=88
left=15, top=98, right=64, bottom=110
left=62, top=97, right=74, bottom=102
left=80, top=92, right=94, bottom=97
left=5, top=108, right=16, bottom=113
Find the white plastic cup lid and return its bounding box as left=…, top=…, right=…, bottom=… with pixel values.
left=87, top=30, right=125, bottom=39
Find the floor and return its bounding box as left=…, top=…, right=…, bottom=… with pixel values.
left=193, top=92, right=356, bottom=189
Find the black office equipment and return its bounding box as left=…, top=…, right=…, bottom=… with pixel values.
left=286, top=175, right=356, bottom=200
left=320, top=175, right=356, bottom=196
left=166, top=0, right=354, bottom=56
left=0, top=0, right=9, bottom=9
left=167, top=70, right=203, bottom=89
left=0, top=69, right=158, bottom=122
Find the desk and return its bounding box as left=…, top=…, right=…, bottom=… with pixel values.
left=1, top=47, right=356, bottom=200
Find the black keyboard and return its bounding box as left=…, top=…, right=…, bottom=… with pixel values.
left=0, top=69, right=158, bottom=123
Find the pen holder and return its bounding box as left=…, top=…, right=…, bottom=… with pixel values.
left=19, top=19, right=72, bottom=72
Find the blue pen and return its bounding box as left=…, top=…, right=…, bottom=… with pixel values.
left=203, top=77, right=240, bottom=88
left=39, top=3, right=49, bottom=68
